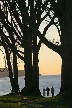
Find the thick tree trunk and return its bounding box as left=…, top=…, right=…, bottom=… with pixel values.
left=13, top=51, right=19, bottom=93
left=31, top=34, right=40, bottom=95
left=60, top=13, right=72, bottom=94
left=24, top=44, right=32, bottom=93
left=61, top=52, right=72, bottom=93
left=21, top=26, right=32, bottom=95
left=29, top=0, right=40, bottom=95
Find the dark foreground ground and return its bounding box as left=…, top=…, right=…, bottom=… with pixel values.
left=0, top=92, right=72, bottom=108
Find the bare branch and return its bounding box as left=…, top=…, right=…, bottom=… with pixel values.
left=36, top=30, right=61, bottom=55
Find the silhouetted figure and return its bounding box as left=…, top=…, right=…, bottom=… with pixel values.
left=51, top=86, right=54, bottom=97
left=43, top=88, right=45, bottom=96
left=46, top=87, right=50, bottom=96
left=18, top=88, right=21, bottom=96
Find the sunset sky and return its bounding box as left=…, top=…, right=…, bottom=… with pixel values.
left=38, top=23, right=62, bottom=75
left=39, top=45, right=62, bottom=75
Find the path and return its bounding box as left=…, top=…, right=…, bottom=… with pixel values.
left=41, top=103, right=54, bottom=108
left=28, top=103, right=54, bottom=108
left=21, top=97, right=55, bottom=108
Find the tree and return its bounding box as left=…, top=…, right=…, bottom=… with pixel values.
left=0, top=3, right=19, bottom=92
left=34, top=0, right=72, bottom=94
left=0, top=0, right=42, bottom=95
left=0, top=0, right=56, bottom=95
left=1, top=0, right=68, bottom=95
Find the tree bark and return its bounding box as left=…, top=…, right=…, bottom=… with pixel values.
left=24, top=42, right=32, bottom=93
left=4, top=46, right=14, bottom=92
left=32, top=34, right=40, bottom=95
left=61, top=52, right=72, bottom=93
left=13, top=51, right=19, bottom=93
left=21, top=25, right=32, bottom=94
left=30, top=0, right=40, bottom=95
left=60, top=16, right=72, bottom=93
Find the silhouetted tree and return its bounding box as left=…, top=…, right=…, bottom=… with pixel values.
left=0, top=2, right=19, bottom=93
left=34, top=0, right=72, bottom=94
left=1, top=0, right=65, bottom=95
left=1, top=32, right=19, bottom=93
left=0, top=0, right=55, bottom=95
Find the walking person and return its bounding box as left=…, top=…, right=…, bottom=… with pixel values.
left=46, top=87, right=50, bottom=96
left=43, top=88, right=45, bottom=96
left=51, top=86, right=54, bottom=97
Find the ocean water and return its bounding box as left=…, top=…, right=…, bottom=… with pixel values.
left=0, top=75, right=61, bottom=97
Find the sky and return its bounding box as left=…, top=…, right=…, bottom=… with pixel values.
left=39, top=45, right=61, bottom=75
left=38, top=23, right=62, bottom=75
left=0, top=25, right=62, bottom=75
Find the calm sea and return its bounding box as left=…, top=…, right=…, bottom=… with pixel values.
left=0, top=75, right=61, bottom=97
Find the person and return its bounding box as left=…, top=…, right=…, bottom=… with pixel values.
left=51, top=86, right=54, bottom=97
left=43, top=88, right=45, bottom=96
left=18, top=88, right=21, bottom=96
left=46, top=87, right=50, bottom=96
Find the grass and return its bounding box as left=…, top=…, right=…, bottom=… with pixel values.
left=0, top=94, right=33, bottom=108
left=0, top=93, right=72, bottom=108
left=35, top=93, right=72, bottom=108
left=35, top=97, right=70, bottom=108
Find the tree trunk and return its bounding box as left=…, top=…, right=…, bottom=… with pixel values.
left=61, top=52, right=72, bottom=93
left=29, top=0, right=40, bottom=95
left=4, top=46, right=14, bottom=92
left=60, top=12, right=72, bottom=94
left=21, top=25, right=32, bottom=95
left=13, top=51, right=19, bottom=93
left=24, top=43, right=32, bottom=93
left=32, top=34, right=40, bottom=95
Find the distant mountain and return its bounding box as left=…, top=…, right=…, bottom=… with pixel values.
left=18, top=70, right=25, bottom=76
left=0, top=68, right=25, bottom=78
